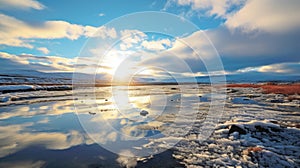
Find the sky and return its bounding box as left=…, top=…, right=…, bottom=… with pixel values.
left=0, top=0, right=299, bottom=82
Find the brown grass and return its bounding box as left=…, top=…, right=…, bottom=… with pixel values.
left=287, top=95, right=300, bottom=101
left=242, top=147, right=263, bottom=156
left=227, top=83, right=300, bottom=95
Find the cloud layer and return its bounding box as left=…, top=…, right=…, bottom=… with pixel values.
left=0, top=14, right=116, bottom=48
left=0, top=0, right=299, bottom=81
left=226, top=0, right=300, bottom=33
left=0, top=52, right=75, bottom=72
left=0, top=0, right=45, bottom=10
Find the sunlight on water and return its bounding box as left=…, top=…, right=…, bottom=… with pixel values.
left=74, top=85, right=214, bottom=157
left=0, top=84, right=215, bottom=166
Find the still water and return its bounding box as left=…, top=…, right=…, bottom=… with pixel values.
left=0, top=85, right=224, bottom=167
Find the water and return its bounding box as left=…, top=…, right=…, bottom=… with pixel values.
left=1, top=84, right=299, bottom=167
left=231, top=97, right=258, bottom=104
left=0, top=84, right=223, bottom=167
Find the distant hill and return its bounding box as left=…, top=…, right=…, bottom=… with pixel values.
left=160, top=72, right=300, bottom=84
left=0, top=69, right=299, bottom=85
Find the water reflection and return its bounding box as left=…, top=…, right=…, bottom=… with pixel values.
left=0, top=85, right=223, bottom=167
left=0, top=101, right=75, bottom=120
left=74, top=85, right=223, bottom=157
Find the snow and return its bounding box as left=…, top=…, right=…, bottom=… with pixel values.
left=0, top=85, right=35, bottom=92
left=0, top=85, right=72, bottom=106
left=0, top=85, right=71, bottom=93
left=170, top=86, right=300, bottom=167
left=173, top=119, right=300, bottom=167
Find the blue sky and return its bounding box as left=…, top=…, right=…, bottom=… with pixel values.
left=0, top=0, right=224, bottom=58
left=0, top=0, right=299, bottom=81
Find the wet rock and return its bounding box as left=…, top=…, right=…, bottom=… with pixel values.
left=227, top=89, right=238, bottom=93
left=247, top=94, right=261, bottom=98
left=270, top=99, right=284, bottom=103
left=228, top=125, right=247, bottom=135
left=270, top=127, right=281, bottom=132
left=140, top=110, right=149, bottom=116
left=255, top=125, right=269, bottom=133
left=88, top=112, right=96, bottom=115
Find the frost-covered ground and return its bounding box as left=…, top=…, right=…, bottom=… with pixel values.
left=172, top=87, right=300, bottom=168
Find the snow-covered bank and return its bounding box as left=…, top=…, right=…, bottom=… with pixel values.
left=0, top=85, right=35, bottom=92
left=0, top=85, right=72, bottom=94
left=0, top=85, right=73, bottom=106
left=0, top=72, right=72, bottom=85
left=0, top=89, right=73, bottom=106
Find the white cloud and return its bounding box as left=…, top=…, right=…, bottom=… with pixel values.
left=166, top=0, right=300, bottom=33
left=135, top=24, right=300, bottom=76
left=225, top=0, right=300, bottom=33
left=119, top=29, right=147, bottom=50
left=197, top=26, right=300, bottom=71
left=165, top=0, right=245, bottom=18
left=127, top=31, right=221, bottom=77
left=37, top=47, right=50, bottom=54
left=0, top=52, right=76, bottom=72
left=169, top=30, right=217, bottom=59
left=141, top=39, right=173, bottom=50
left=257, top=62, right=300, bottom=74
left=98, top=13, right=105, bottom=17
left=0, top=14, right=82, bottom=48
left=0, top=14, right=116, bottom=48
left=0, top=0, right=45, bottom=10
left=84, top=25, right=117, bottom=38
left=236, top=62, right=300, bottom=75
